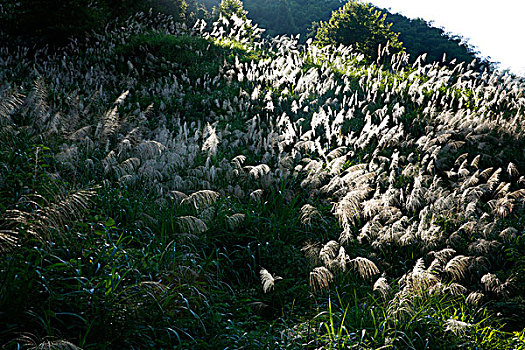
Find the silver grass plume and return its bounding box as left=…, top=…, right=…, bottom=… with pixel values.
left=300, top=204, right=322, bottom=226
left=0, top=90, right=24, bottom=124
left=333, top=188, right=371, bottom=228
left=445, top=283, right=467, bottom=296
left=507, top=162, right=519, bottom=177
left=137, top=141, right=166, bottom=159
left=301, top=241, right=321, bottom=265
left=15, top=333, right=82, bottom=350
left=309, top=266, right=333, bottom=292
left=96, top=90, right=129, bottom=141
left=486, top=168, right=502, bottom=192
left=176, top=216, right=208, bottom=234
left=444, top=319, right=471, bottom=335
left=330, top=246, right=350, bottom=272
left=6, top=189, right=96, bottom=244
left=181, top=190, right=220, bottom=211
left=116, top=157, right=140, bottom=178
left=468, top=239, right=501, bottom=255
left=249, top=189, right=264, bottom=203
left=479, top=167, right=494, bottom=181
left=32, top=78, right=50, bottom=131
left=454, top=153, right=469, bottom=166
left=202, top=123, right=219, bottom=156
left=481, top=273, right=501, bottom=293
left=494, top=182, right=511, bottom=198
left=319, top=240, right=339, bottom=266
left=373, top=276, right=391, bottom=299
left=427, top=259, right=443, bottom=274
left=488, top=197, right=514, bottom=218
left=403, top=258, right=439, bottom=294
left=499, top=227, right=518, bottom=241
left=406, top=175, right=425, bottom=212
left=260, top=268, right=282, bottom=293
left=466, top=291, right=484, bottom=307
left=231, top=155, right=246, bottom=169
left=226, top=213, right=245, bottom=230
left=200, top=207, right=216, bottom=223
left=508, top=189, right=525, bottom=200
left=326, top=146, right=347, bottom=160
left=444, top=255, right=470, bottom=281
left=429, top=248, right=457, bottom=264
left=169, top=190, right=189, bottom=204
left=246, top=163, right=271, bottom=179
left=349, top=257, right=380, bottom=280
left=0, top=229, right=18, bottom=253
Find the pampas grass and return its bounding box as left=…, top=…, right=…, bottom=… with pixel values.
left=444, top=319, right=471, bottom=335
left=373, top=276, right=391, bottom=299
left=349, top=257, right=379, bottom=280
left=444, top=256, right=471, bottom=281
left=1, top=8, right=524, bottom=348
left=260, top=268, right=282, bottom=293
left=309, top=266, right=333, bottom=292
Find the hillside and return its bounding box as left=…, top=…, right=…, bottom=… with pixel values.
left=1, top=10, right=525, bottom=349
left=237, top=0, right=484, bottom=67
left=383, top=11, right=481, bottom=67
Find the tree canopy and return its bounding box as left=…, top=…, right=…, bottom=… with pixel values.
left=218, top=0, right=247, bottom=19
left=314, top=1, right=403, bottom=60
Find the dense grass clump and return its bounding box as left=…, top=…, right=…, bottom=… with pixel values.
left=1, top=10, right=525, bottom=349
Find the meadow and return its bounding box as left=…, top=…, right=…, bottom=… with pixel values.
left=1, top=12, right=525, bottom=349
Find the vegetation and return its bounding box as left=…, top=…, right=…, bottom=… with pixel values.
left=1, top=1, right=525, bottom=349
left=382, top=11, right=485, bottom=68
left=218, top=0, right=247, bottom=19
left=0, top=0, right=187, bottom=45
left=215, top=0, right=483, bottom=67
left=314, top=0, right=403, bottom=61
left=242, top=0, right=324, bottom=36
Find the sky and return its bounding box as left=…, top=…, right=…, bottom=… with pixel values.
left=367, top=0, right=525, bottom=76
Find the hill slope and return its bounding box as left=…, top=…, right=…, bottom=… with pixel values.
left=1, top=12, right=525, bottom=348
left=238, top=0, right=484, bottom=67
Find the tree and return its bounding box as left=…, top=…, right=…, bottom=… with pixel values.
left=218, top=0, right=247, bottom=20
left=314, top=0, right=403, bottom=61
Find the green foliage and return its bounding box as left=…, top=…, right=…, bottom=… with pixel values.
left=218, top=0, right=247, bottom=19
left=382, top=11, right=486, bottom=68
left=311, top=289, right=523, bottom=349
left=314, top=0, right=403, bottom=60
left=241, top=0, right=346, bottom=38
left=116, top=33, right=224, bottom=79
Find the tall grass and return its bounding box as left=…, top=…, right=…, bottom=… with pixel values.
left=0, top=9, right=524, bottom=349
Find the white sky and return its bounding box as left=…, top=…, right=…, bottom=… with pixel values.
left=367, top=0, right=525, bottom=75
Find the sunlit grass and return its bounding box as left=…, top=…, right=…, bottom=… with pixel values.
left=0, top=10, right=524, bottom=349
